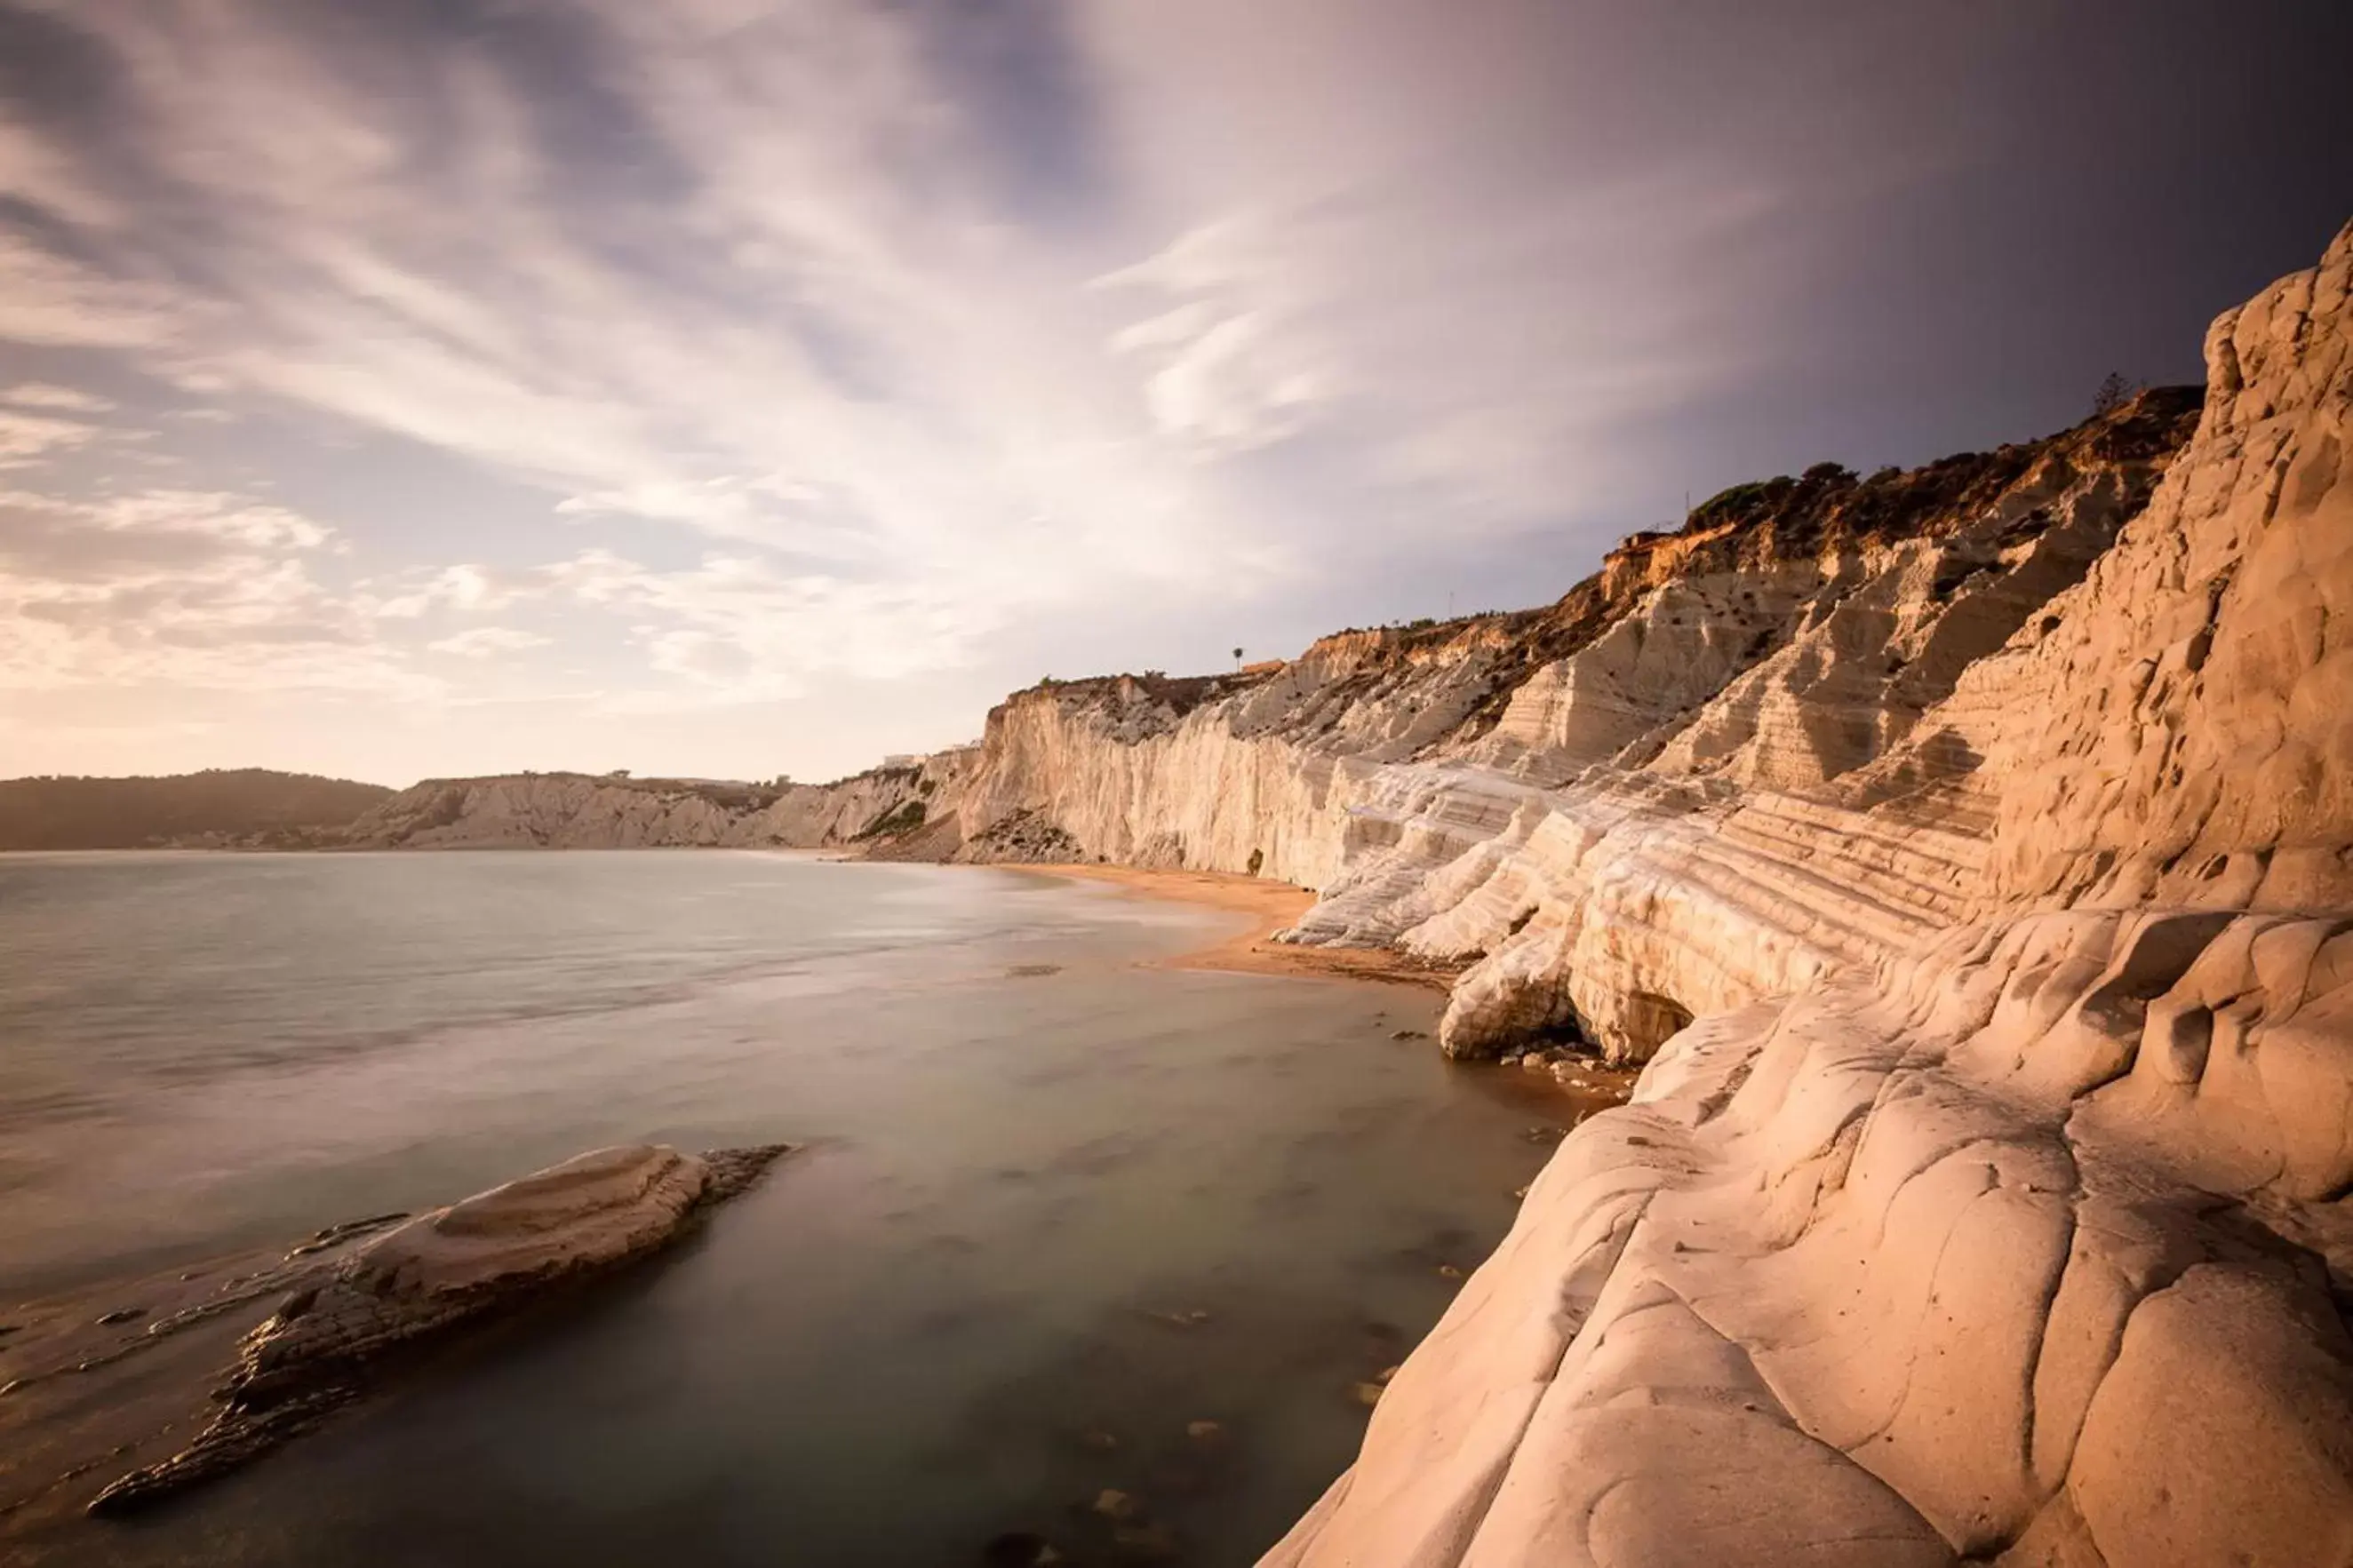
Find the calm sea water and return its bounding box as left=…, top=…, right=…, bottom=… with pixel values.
left=0, top=852, right=1559, bottom=1567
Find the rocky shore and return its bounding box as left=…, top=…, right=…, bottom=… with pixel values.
left=1252, top=221, right=2353, bottom=1566
left=0, top=1143, right=790, bottom=1531
left=93, top=218, right=2353, bottom=1564
left=1015, top=864, right=1470, bottom=991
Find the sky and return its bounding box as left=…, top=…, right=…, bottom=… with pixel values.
left=1, top=1, right=2349, bottom=787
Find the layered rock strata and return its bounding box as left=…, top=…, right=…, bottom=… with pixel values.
left=1258, top=220, right=2353, bottom=1564
left=351, top=382, right=2199, bottom=891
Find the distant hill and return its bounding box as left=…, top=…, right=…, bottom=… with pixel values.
left=0, top=769, right=395, bottom=850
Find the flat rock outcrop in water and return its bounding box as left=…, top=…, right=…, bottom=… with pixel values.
left=84, top=1142, right=790, bottom=1516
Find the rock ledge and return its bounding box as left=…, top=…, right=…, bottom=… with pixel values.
left=87, top=1142, right=791, bottom=1515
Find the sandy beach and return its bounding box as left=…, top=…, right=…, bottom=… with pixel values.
left=1010, top=864, right=1465, bottom=991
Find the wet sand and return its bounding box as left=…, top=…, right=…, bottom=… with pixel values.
left=1009, top=864, right=1467, bottom=991
left=1008, top=866, right=1644, bottom=1111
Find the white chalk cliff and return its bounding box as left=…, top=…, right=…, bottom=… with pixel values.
left=339, top=221, right=2353, bottom=1564
left=1250, top=222, right=2353, bottom=1565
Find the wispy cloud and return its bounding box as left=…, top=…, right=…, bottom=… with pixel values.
left=427, top=625, right=551, bottom=659
left=0, top=0, right=1264, bottom=723
left=0, top=407, right=97, bottom=466
left=4, top=0, right=2297, bottom=779
left=0, top=486, right=427, bottom=696
left=1095, top=172, right=1787, bottom=512
left=4, top=381, right=115, bottom=413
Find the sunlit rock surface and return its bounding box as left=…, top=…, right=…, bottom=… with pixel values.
left=1264, top=911, right=2353, bottom=1568
left=85, top=1142, right=789, bottom=1514
left=1262, top=219, right=2353, bottom=1566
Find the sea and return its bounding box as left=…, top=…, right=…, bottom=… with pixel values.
left=0, top=850, right=1566, bottom=1566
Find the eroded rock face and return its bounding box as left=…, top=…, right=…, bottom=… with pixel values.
left=1264, top=911, right=2353, bottom=1568
left=897, top=386, right=2190, bottom=920
left=1257, top=221, right=2353, bottom=1567
left=85, top=1142, right=790, bottom=1515
left=1980, top=232, right=2353, bottom=911
left=369, top=376, right=2195, bottom=881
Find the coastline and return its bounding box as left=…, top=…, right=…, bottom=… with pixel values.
left=2, top=852, right=1549, bottom=1563
left=1008, top=864, right=1463, bottom=991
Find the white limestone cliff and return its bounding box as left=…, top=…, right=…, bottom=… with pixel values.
left=1259, top=219, right=2353, bottom=1566
left=1264, top=910, right=2353, bottom=1568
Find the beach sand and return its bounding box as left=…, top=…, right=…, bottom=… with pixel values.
left=1010, top=864, right=1465, bottom=991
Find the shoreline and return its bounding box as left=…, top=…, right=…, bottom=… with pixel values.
left=1008, top=863, right=1464, bottom=991
left=3, top=856, right=1543, bottom=1562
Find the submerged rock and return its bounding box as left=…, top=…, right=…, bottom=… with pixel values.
left=1144, top=1308, right=1213, bottom=1331
left=1113, top=1521, right=1181, bottom=1560
left=88, top=1142, right=791, bottom=1516
left=981, top=1531, right=1063, bottom=1567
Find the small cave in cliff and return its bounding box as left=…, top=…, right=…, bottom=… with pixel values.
left=1620, top=992, right=1696, bottom=1058
left=1513, top=1011, right=1592, bottom=1053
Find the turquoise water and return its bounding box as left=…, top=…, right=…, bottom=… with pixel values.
left=0, top=852, right=1561, bottom=1566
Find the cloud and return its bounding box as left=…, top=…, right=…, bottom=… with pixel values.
left=1106, top=289, right=1328, bottom=457
left=0, top=487, right=425, bottom=696
left=0, top=0, right=2195, bottom=782
left=3, top=381, right=116, bottom=413
left=1091, top=167, right=1796, bottom=519
left=545, top=547, right=1006, bottom=704
left=363, top=542, right=1009, bottom=707
left=0, top=0, right=1262, bottom=612
left=362, top=564, right=525, bottom=621
left=14, top=0, right=1727, bottom=621
left=0, top=0, right=1829, bottom=770
left=0, top=487, right=326, bottom=576
left=0, top=408, right=98, bottom=466
left=427, top=625, right=551, bottom=659
left=0, top=227, right=189, bottom=350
